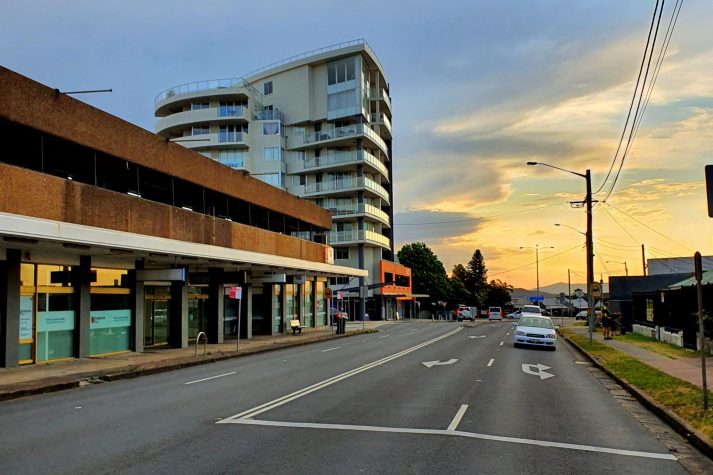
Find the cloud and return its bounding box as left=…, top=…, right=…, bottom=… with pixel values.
left=394, top=209, right=483, bottom=244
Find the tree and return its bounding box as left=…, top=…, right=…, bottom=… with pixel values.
left=466, top=249, right=488, bottom=306
left=397, top=242, right=450, bottom=305
left=485, top=279, right=513, bottom=307
left=448, top=277, right=470, bottom=306
left=451, top=264, right=469, bottom=285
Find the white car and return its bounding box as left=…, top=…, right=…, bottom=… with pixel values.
left=506, top=310, right=521, bottom=320
left=521, top=305, right=542, bottom=315
left=457, top=306, right=474, bottom=322
left=487, top=306, right=503, bottom=321
left=513, top=315, right=557, bottom=350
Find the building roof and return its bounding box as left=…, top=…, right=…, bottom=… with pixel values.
left=668, top=270, right=713, bottom=289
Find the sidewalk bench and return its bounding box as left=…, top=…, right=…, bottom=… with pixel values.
left=290, top=319, right=306, bottom=334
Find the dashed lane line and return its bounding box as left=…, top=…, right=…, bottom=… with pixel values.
left=185, top=371, right=237, bottom=385
left=487, top=358, right=495, bottom=367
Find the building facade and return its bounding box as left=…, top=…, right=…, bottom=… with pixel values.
left=154, top=39, right=399, bottom=320
left=0, top=65, right=366, bottom=368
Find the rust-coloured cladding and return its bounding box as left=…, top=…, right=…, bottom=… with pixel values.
left=0, top=66, right=331, bottom=230
left=0, top=164, right=328, bottom=262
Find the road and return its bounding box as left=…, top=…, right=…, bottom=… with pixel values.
left=0, top=321, right=707, bottom=474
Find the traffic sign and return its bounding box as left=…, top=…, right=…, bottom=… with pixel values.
left=528, top=296, right=544, bottom=302
left=591, top=282, right=601, bottom=298
left=324, top=288, right=333, bottom=299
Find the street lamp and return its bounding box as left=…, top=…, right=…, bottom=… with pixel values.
left=528, top=161, right=594, bottom=344
left=607, top=261, right=629, bottom=276
left=554, top=223, right=585, bottom=236
left=519, top=245, right=554, bottom=296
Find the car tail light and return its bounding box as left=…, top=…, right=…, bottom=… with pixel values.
left=500, top=310, right=504, bottom=317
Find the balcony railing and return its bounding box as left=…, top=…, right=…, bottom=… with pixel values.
left=327, top=203, right=390, bottom=226
left=327, top=230, right=391, bottom=248
left=155, top=78, right=261, bottom=106
left=253, top=110, right=284, bottom=121
left=302, top=176, right=389, bottom=202
left=303, top=150, right=388, bottom=180
left=303, top=124, right=388, bottom=155
left=369, top=88, right=392, bottom=110
left=218, top=106, right=248, bottom=118
left=219, top=131, right=247, bottom=143
left=370, top=112, right=392, bottom=131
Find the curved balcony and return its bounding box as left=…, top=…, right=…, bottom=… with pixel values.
left=327, top=230, right=391, bottom=249
left=369, top=88, right=392, bottom=114
left=170, top=132, right=248, bottom=150
left=298, top=150, right=389, bottom=181
left=297, top=176, right=389, bottom=203
left=370, top=112, right=392, bottom=139
left=329, top=203, right=390, bottom=227
left=295, top=124, right=388, bottom=156
left=156, top=107, right=249, bottom=135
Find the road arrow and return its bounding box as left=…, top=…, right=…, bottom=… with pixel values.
left=468, top=335, right=487, bottom=339
left=521, top=363, right=555, bottom=380
left=422, top=359, right=458, bottom=368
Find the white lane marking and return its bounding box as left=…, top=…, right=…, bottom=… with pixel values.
left=378, top=335, right=390, bottom=339
left=506, top=332, right=510, bottom=336
left=422, top=359, right=458, bottom=368
left=468, top=335, right=486, bottom=339
left=321, top=347, right=341, bottom=353
left=499, top=341, right=504, bottom=346
left=447, top=404, right=469, bottom=432
left=487, top=358, right=495, bottom=367
left=228, top=419, right=676, bottom=461
left=185, top=371, right=237, bottom=385
left=218, top=327, right=463, bottom=422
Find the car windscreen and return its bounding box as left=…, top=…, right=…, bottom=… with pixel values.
left=519, top=317, right=554, bottom=329
left=488, top=307, right=500, bottom=312
left=522, top=306, right=541, bottom=314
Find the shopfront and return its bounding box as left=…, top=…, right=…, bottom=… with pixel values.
left=89, top=268, right=131, bottom=356
left=144, top=286, right=171, bottom=347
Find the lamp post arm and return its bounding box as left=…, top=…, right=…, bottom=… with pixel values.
left=527, top=162, right=587, bottom=179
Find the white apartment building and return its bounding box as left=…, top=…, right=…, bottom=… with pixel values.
left=154, top=40, right=399, bottom=319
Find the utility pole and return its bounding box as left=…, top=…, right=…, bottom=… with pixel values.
left=694, top=252, right=708, bottom=410
left=586, top=169, right=594, bottom=345
left=568, top=269, right=571, bottom=316
left=642, top=244, right=647, bottom=276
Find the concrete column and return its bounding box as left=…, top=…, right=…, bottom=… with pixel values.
left=169, top=281, right=188, bottom=348
left=0, top=249, right=21, bottom=368
left=244, top=285, right=252, bottom=340
left=130, top=269, right=144, bottom=353
left=207, top=268, right=224, bottom=344
left=73, top=255, right=92, bottom=358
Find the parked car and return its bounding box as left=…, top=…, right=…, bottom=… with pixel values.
left=513, top=315, right=557, bottom=350
left=575, top=310, right=588, bottom=320
left=487, top=306, right=503, bottom=321
left=457, top=305, right=474, bottom=322
left=506, top=310, right=521, bottom=320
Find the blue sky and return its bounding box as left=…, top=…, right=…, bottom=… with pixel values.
left=3, top=0, right=712, bottom=288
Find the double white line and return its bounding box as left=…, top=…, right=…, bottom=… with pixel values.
left=218, top=326, right=463, bottom=423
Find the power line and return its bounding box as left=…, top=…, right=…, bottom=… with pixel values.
left=601, top=0, right=667, bottom=202
left=490, top=244, right=583, bottom=277
left=594, top=0, right=662, bottom=195
left=600, top=205, right=642, bottom=245
left=605, top=202, right=693, bottom=253
left=394, top=200, right=569, bottom=226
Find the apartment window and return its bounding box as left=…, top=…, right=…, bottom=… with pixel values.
left=191, top=102, right=209, bottom=110
left=257, top=173, right=284, bottom=187
left=292, top=126, right=305, bottom=136
left=218, top=150, right=246, bottom=169
left=290, top=150, right=305, bottom=162
left=292, top=175, right=305, bottom=187
left=192, top=126, right=209, bottom=136
left=335, top=248, right=349, bottom=260
left=263, top=147, right=282, bottom=161
left=327, top=90, right=357, bottom=112
left=327, top=58, right=356, bottom=85
left=262, top=122, right=281, bottom=135
left=219, top=125, right=246, bottom=142
left=219, top=101, right=244, bottom=117
left=264, top=81, right=273, bottom=95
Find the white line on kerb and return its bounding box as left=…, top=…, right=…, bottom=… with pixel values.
left=218, top=327, right=463, bottom=422
left=447, top=404, right=469, bottom=432
left=487, top=358, right=495, bottom=367
left=321, top=347, right=341, bottom=353
left=229, top=419, right=676, bottom=461
left=185, top=371, right=237, bottom=385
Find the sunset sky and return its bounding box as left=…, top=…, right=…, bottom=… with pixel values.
left=2, top=0, right=712, bottom=290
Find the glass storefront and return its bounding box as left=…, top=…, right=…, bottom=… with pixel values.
left=188, top=288, right=208, bottom=339
left=273, top=284, right=283, bottom=334
left=90, top=269, right=130, bottom=356
left=37, top=287, right=75, bottom=362
left=316, top=281, right=326, bottom=326
left=144, top=286, right=170, bottom=347
left=303, top=281, right=314, bottom=327
left=285, top=284, right=297, bottom=330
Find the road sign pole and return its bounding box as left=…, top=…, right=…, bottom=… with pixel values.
left=695, top=252, right=708, bottom=410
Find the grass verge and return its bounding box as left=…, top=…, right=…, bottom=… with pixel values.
left=562, top=328, right=713, bottom=441
left=616, top=332, right=700, bottom=359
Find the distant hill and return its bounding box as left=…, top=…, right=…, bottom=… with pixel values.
left=525, top=282, right=609, bottom=296
left=510, top=287, right=558, bottom=299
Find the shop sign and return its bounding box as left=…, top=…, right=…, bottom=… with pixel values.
left=229, top=286, right=242, bottom=299
left=90, top=310, right=131, bottom=329
left=19, top=296, right=33, bottom=339
left=37, top=311, right=75, bottom=332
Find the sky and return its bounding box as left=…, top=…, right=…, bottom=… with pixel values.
left=2, top=0, right=712, bottom=290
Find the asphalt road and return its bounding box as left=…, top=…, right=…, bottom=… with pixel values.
left=0, top=321, right=708, bottom=474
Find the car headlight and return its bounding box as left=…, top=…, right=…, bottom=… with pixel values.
left=545, top=333, right=556, bottom=339
left=516, top=330, right=525, bottom=336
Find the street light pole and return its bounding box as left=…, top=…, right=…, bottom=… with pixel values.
left=529, top=162, right=594, bottom=344
left=520, top=244, right=553, bottom=297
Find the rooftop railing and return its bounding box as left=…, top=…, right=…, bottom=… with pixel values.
left=155, top=78, right=261, bottom=106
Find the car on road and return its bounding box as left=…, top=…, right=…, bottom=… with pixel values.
left=457, top=305, right=474, bottom=322
left=487, top=306, right=503, bottom=321
left=513, top=315, right=557, bottom=350
left=521, top=305, right=542, bottom=315
left=575, top=310, right=588, bottom=320
left=506, top=310, right=521, bottom=320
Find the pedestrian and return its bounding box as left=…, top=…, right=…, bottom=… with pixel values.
left=601, top=302, right=613, bottom=340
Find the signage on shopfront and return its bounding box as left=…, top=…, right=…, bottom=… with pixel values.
left=136, top=268, right=186, bottom=282
left=229, top=286, right=242, bottom=299
left=324, top=288, right=333, bottom=299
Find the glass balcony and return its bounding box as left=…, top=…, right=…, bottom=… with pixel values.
left=302, top=124, right=388, bottom=156
left=303, top=150, right=388, bottom=180
left=369, top=88, right=392, bottom=111
left=327, top=230, right=391, bottom=248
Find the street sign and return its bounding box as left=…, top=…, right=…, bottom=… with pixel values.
left=591, top=282, right=601, bottom=298
left=324, top=288, right=333, bottom=299
left=528, top=296, right=544, bottom=302
left=229, top=286, right=242, bottom=299
left=337, top=291, right=343, bottom=300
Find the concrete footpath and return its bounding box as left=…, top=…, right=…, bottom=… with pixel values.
left=0, top=320, right=395, bottom=402
left=564, top=324, right=713, bottom=459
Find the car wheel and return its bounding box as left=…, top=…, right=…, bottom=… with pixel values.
left=514, top=343, right=520, bottom=349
